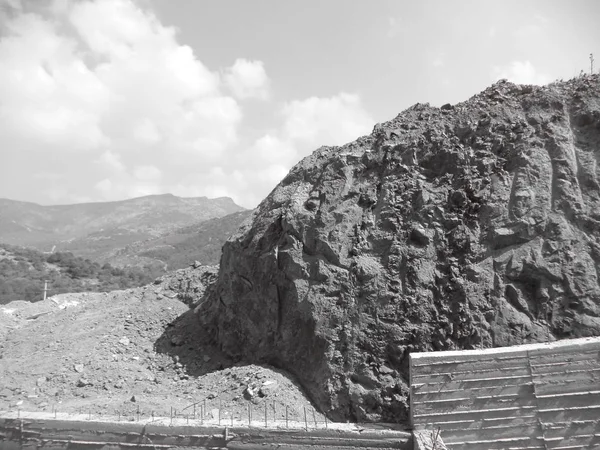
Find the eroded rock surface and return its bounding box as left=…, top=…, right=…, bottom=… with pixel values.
left=198, top=76, right=600, bottom=423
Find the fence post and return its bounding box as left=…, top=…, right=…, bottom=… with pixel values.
left=264, top=402, right=267, bottom=427
left=303, top=406, right=308, bottom=431
left=248, top=404, right=251, bottom=427
left=312, top=408, right=317, bottom=428
left=219, top=399, right=222, bottom=426
left=285, top=405, right=288, bottom=429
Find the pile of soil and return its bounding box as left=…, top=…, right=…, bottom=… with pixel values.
left=0, top=267, right=324, bottom=423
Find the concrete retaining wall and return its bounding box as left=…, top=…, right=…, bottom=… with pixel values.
left=410, top=337, right=600, bottom=450
left=0, top=415, right=412, bottom=449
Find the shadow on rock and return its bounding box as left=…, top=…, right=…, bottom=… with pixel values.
left=154, top=308, right=234, bottom=378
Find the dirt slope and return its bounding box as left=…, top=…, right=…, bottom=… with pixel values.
left=198, top=75, right=600, bottom=423
left=0, top=267, right=324, bottom=423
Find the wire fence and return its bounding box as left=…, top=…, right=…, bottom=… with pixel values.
left=4, top=398, right=332, bottom=431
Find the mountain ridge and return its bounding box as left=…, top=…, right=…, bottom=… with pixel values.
left=0, top=194, right=246, bottom=260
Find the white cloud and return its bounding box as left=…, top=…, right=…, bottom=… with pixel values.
left=133, top=165, right=161, bottom=181
left=387, top=17, right=401, bottom=38
left=224, top=58, right=270, bottom=100
left=0, top=0, right=376, bottom=209
left=96, top=151, right=125, bottom=173
left=432, top=54, right=445, bottom=68
left=492, top=60, right=551, bottom=86
left=95, top=178, right=112, bottom=193
left=282, top=93, right=373, bottom=147
left=0, top=0, right=246, bottom=203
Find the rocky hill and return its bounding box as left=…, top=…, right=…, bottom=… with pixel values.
left=0, top=194, right=245, bottom=260
left=198, top=75, right=600, bottom=423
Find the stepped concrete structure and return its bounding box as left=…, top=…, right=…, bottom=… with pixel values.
left=410, top=337, right=600, bottom=449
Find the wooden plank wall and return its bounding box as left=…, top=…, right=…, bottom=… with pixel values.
left=410, top=337, right=600, bottom=450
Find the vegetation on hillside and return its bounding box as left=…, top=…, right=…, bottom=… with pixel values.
left=109, top=210, right=252, bottom=270
left=0, top=243, right=163, bottom=304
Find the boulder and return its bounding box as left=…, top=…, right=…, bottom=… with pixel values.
left=198, top=76, right=600, bottom=422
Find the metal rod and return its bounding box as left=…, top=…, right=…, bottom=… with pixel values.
left=312, top=408, right=317, bottom=428
left=219, top=399, right=222, bottom=425
left=264, top=401, right=267, bottom=427
left=43, top=280, right=50, bottom=301
left=285, top=405, right=288, bottom=429
left=303, top=406, right=308, bottom=431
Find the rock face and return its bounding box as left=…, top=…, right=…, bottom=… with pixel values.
left=156, top=265, right=219, bottom=307
left=198, top=76, right=600, bottom=423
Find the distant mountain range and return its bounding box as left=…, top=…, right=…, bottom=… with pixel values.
left=99, top=210, right=253, bottom=270
left=0, top=194, right=250, bottom=269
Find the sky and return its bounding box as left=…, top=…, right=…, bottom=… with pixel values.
left=0, top=0, right=599, bottom=208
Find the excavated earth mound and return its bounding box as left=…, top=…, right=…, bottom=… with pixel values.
left=198, top=75, right=600, bottom=423
left=0, top=266, right=324, bottom=423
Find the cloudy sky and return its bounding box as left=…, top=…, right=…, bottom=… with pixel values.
left=0, top=0, right=598, bottom=208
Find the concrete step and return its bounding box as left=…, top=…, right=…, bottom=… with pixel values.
left=439, top=424, right=542, bottom=443
left=538, top=404, right=600, bottom=422
left=443, top=434, right=546, bottom=449
left=529, top=357, right=599, bottom=373
left=412, top=374, right=531, bottom=392
left=536, top=391, right=600, bottom=410
left=532, top=366, right=600, bottom=379
left=425, top=415, right=538, bottom=433
left=413, top=383, right=533, bottom=402
left=414, top=394, right=537, bottom=415
left=543, top=419, right=600, bottom=439
left=544, top=433, right=600, bottom=449
left=412, top=367, right=531, bottom=384
left=534, top=377, right=599, bottom=396
left=413, top=356, right=530, bottom=375
left=413, top=405, right=538, bottom=424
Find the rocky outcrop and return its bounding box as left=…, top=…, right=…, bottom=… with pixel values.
left=197, top=76, right=600, bottom=423
left=156, top=265, right=219, bottom=307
